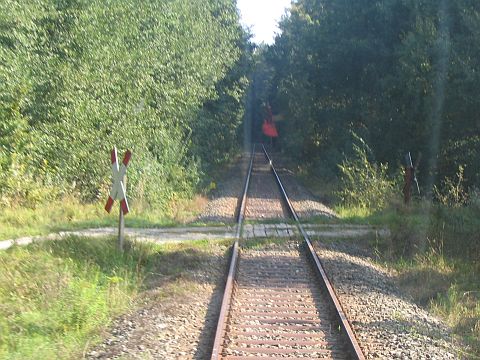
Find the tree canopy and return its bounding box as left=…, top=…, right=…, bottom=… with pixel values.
left=0, top=0, right=251, bottom=207
left=265, top=0, right=480, bottom=189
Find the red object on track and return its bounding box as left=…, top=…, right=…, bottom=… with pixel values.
left=262, top=105, right=278, bottom=138
left=262, top=121, right=278, bottom=137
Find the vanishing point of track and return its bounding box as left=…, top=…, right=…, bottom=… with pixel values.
left=211, top=144, right=365, bottom=359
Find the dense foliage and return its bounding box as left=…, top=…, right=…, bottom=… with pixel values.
left=265, top=0, right=480, bottom=192
left=0, top=0, right=251, bottom=207
left=338, top=135, right=396, bottom=210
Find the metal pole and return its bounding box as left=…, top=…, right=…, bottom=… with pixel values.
left=403, top=153, right=413, bottom=204
left=118, top=175, right=126, bottom=252
left=118, top=205, right=124, bottom=252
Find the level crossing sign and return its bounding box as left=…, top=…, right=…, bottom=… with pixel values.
left=105, top=147, right=132, bottom=215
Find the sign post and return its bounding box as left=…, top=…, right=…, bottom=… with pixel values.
left=105, top=147, right=132, bottom=251
left=118, top=197, right=125, bottom=252
left=403, top=152, right=420, bottom=204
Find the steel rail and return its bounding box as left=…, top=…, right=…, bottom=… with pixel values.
left=261, top=144, right=366, bottom=360
left=235, top=144, right=255, bottom=238
left=210, top=145, right=255, bottom=360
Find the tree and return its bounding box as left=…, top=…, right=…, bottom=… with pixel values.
left=0, top=0, right=252, bottom=207
left=267, top=0, right=480, bottom=188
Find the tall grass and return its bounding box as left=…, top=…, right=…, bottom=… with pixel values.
left=0, top=236, right=230, bottom=359
left=337, top=136, right=396, bottom=211
left=0, top=236, right=156, bottom=359
left=342, top=199, right=479, bottom=356
left=393, top=249, right=479, bottom=357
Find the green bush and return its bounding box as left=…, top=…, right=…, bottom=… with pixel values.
left=338, top=136, right=396, bottom=210
left=434, top=165, right=469, bottom=208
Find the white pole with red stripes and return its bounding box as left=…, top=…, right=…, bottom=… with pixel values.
left=105, top=147, right=132, bottom=251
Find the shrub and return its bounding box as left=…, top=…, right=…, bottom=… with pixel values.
left=338, top=136, right=395, bottom=210
left=434, top=165, right=469, bottom=207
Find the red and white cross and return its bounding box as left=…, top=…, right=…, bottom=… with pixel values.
left=105, top=147, right=132, bottom=215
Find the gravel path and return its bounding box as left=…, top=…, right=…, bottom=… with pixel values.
left=86, top=247, right=228, bottom=360
left=0, top=224, right=388, bottom=251
left=313, top=240, right=463, bottom=359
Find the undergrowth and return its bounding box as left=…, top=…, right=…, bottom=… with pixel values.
left=351, top=201, right=480, bottom=356
left=329, top=202, right=480, bottom=356
left=305, top=140, right=480, bottom=356
left=0, top=236, right=152, bottom=359
left=391, top=249, right=479, bottom=357
left=0, top=236, right=230, bottom=359
left=337, top=136, right=396, bottom=210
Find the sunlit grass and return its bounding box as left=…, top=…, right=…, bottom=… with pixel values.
left=334, top=205, right=374, bottom=220
left=0, top=236, right=229, bottom=359
left=0, top=196, right=207, bottom=241
left=392, top=252, right=479, bottom=356
left=0, top=236, right=150, bottom=359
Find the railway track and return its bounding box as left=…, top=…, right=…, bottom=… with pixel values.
left=211, top=144, right=365, bottom=359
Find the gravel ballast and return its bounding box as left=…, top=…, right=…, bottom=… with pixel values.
left=313, top=240, right=463, bottom=359
left=86, top=246, right=228, bottom=360
left=197, top=149, right=337, bottom=223
left=196, top=154, right=249, bottom=223
left=269, top=151, right=337, bottom=219
left=244, top=151, right=290, bottom=219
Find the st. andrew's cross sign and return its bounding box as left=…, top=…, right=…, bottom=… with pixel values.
left=105, top=147, right=131, bottom=252
left=105, top=147, right=131, bottom=215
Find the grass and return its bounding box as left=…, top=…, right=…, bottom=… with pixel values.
left=0, top=236, right=231, bottom=360
left=0, top=236, right=148, bottom=359
left=285, top=153, right=479, bottom=355
left=341, top=201, right=480, bottom=357
left=0, top=195, right=209, bottom=241
left=391, top=252, right=479, bottom=358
